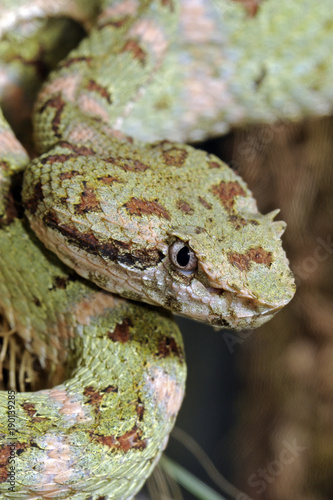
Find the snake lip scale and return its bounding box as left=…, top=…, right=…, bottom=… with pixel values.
left=0, top=1, right=295, bottom=498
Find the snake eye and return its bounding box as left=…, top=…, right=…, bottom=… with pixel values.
left=169, top=241, right=197, bottom=274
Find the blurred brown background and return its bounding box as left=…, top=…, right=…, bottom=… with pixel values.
left=161, top=117, right=333, bottom=500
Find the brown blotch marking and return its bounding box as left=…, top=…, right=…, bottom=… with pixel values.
left=161, top=0, right=175, bottom=11
left=211, top=181, right=246, bottom=212
left=103, top=156, right=149, bottom=172
left=0, top=160, right=10, bottom=171
left=108, top=318, right=132, bottom=343
left=98, top=16, right=130, bottom=30
left=247, top=247, right=273, bottom=266
left=67, top=227, right=100, bottom=253
left=33, top=297, right=41, bottom=307
left=116, top=245, right=164, bottom=269
left=136, top=397, right=144, bottom=421
left=43, top=211, right=100, bottom=254
left=24, top=181, right=44, bottom=215
left=157, top=336, right=181, bottom=358
left=41, top=153, right=77, bottom=165
left=59, top=170, right=80, bottom=180
left=0, top=443, right=28, bottom=482
left=0, top=445, right=11, bottom=483
left=52, top=275, right=76, bottom=290
left=208, top=161, right=221, bottom=169
left=97, top=175, right=121, bottom=185
left=39, top=94, right=65, bottom=138
left=177, top=200, right=194, bottom=214
left=60, top=56, right=92, bottom=68
left=0, top=192, right=18, bottom=225
left=41, top=143, right=95, bottom=166
left=92, top=426, right=147, bottom=452
left=74, top=182, right=100, bottom=214
left=43, top=211, right=164, bottom=269
left=53, top=276, right=69, bottom=289
left=232, top=0, right=261, bottom=16
left=16, top=443, right=29, bottom=456
left=228, top=253, right=249, bottom=272
left=21, top=403, right=48, bottom=423
left=195, top=227, right=206, bottom=234
left=57, top=141, right=95, bottom=156
left=117, top=426, right=147, bottom=451
left=102, top=385, right=118, bottom=394
left=124, top=197, right=170, bottom=221
left=228, top=246, right=273, bottom=271
left=83, top=385, right=118, bottom=411
left=83, top=386, right=104, bottom=409
left=162, top=147, right=188, bottom=167
left=102, top=156, right=117, bottom=165
left=198, top=196, right=212, bottom=210
left=87, top=79, right=112, bottom=104
left=121, top=39, right=146, bottom=63
left=91, top=434, right=117, bottom=448
left=121, top=159, right=150, bottom=172
left=97, top=239, right=164, bottom=270
left=229, top=214, right=247, bottom=229
left=43, top=210, right=59, bottom=227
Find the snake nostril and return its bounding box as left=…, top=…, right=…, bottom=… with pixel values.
left=206, top=286, right=226, bottom=296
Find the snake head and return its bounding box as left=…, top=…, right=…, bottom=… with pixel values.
left=156, top=216, right=295, bottom=330
left=23, top=142, right=295, bottom=330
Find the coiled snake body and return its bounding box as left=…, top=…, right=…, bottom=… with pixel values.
left=0, top=1, right=295, bottom=498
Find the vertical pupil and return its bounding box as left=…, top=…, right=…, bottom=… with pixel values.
left=176, top=246, right=190, bottom=267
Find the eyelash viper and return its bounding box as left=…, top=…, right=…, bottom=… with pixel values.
left=0, top=0, right=301, bottom=498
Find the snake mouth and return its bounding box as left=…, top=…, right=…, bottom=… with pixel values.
left=203, top=286, right=286, bottom=329
left=209, top=306, right=283, bottom=330
left=259, top=304, right=284, bottom=315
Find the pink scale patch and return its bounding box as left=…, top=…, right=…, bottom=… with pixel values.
left=129, top=19, right=168, bottom=61
left=78, top=93, right=110, bottom=122
left=74, top=291, right=116, bottom=325
left=68, top=123, right=99, bottom=144
left=38, top=74, right=81, bottom=104
left=48, top=388, right=92, bottom=424
left=29, top=435, right=74, bottom=495
left=180, top=0, right=217, bottom=43
left=0, top=129, right=27, bottom=154
left=147, top=367, right=184, bottom=417
left=184, top=75, right=227, bottom=123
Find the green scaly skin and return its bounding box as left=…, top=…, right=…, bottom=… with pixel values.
left=0, top=221, right=185, bottom=500
left=0, top=1, right=299, bottom=498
